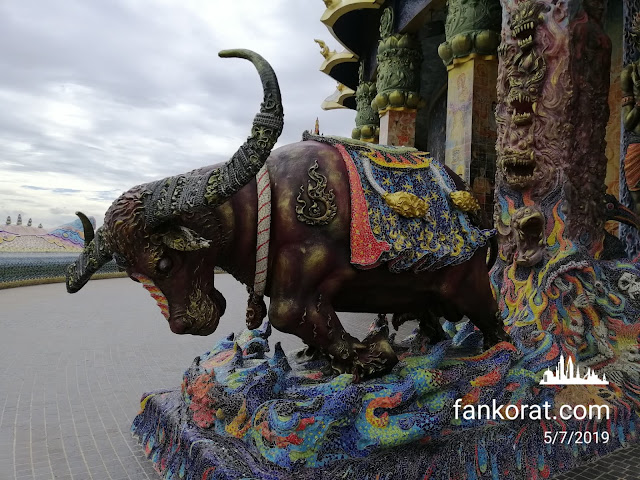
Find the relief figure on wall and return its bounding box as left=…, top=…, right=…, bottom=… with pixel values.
left=622, top=14, right=640, bottom=215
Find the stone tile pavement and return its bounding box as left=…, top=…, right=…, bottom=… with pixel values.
left=1, top=277, right=639, bottom=480
left=553, top=445, right=640, bottom=480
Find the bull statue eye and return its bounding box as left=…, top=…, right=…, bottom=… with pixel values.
left=157, top=257, right=173, bottom=274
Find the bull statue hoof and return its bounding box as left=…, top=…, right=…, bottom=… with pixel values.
left=483, top=318, right=513, bottom=350
left=326, top=335, right=398, bottom=381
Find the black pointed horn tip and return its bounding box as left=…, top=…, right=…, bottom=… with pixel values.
left=75, top=211, right=95, bottom=244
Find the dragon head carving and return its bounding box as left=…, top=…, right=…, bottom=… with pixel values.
left=511, top=205, right=545, bottom=267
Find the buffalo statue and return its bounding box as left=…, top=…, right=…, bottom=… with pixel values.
left=67, top=49, right=509, bottom=379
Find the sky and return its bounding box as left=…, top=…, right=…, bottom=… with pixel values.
left=0, top=0, right=355, bottom=229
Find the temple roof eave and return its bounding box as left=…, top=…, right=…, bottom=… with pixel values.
left=319, top=50, right=360, bottom=90
left=321, top=85, right=356, bottom=110
left=320, top=51, right=359, bottom=75
left=320, top=0, right=384, bottom=55
left=320, top=0, right=385, bottom=29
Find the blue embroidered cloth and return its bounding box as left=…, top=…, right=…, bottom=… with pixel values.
left=303, top=133, right=495, bottom=272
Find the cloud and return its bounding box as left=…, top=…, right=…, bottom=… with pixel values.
left=0, top=0, right=355, bottom=229
left=52, top=188, right=82, bottom=194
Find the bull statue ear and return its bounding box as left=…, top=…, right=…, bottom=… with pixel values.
left=159, top=226, right=211, bottom=251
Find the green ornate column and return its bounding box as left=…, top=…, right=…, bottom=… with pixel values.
left=374, top=7, right=422, bottom=146
left=437, top=0, right=501, bottom=66
left=439, top=0, right=501, bottom=222
left=352, top=62, right=380, bottom=143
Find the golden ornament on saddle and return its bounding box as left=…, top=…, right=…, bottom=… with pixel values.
left=449, top=191, right=481, bottom=213
left=383, top=191, right=429, bottom=218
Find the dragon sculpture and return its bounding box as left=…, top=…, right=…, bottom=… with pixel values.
left=66, top=49, right=509, bottom=380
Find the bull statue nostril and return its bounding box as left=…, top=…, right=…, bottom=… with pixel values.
left=169, top=320, right=187, bottom=335
left=213, top=288, right=227, bottom=316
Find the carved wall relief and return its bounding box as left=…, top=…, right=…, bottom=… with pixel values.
left=620, top=2, right=640, bottom=256
left=511, top=205, right=545, bottom=266
left=496, top=0, right=549, bottom=191
left=489, top=1, right=640, bottom=416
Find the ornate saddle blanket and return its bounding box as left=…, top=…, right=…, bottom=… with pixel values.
left=303, top=132, right=495, bottom=272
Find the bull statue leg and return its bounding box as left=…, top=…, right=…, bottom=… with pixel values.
left=390, top=251, right=510, bottom=350
left=439, top=251, right=510, bottom=349
left=267, top=246, right=398, bottom=380
left=269, top=295, right=398, bottom=379
left=392, top=311, right=447, bottom=345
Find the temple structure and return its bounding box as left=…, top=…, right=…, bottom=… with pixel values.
left=118, top=3, right=640, bottom=478
left=316, top=0, right=636, bottom=236
left=0, top=216, right=91, bottom=252
left=308, top=0, right=640, bottom=473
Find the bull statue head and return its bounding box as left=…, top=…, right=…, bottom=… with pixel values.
left=66, top=49, right=283, bottom=336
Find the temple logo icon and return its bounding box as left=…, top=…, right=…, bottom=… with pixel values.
left=540, top=355, right=608, bottom=386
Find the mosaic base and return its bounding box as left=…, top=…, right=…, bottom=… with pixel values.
left=131, top=320, right=639, bottom=480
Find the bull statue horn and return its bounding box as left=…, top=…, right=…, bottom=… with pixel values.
left=66, top=212, right=113, bottom=293
left=211, top=49, right=284, bottom=202
left=75, top=211, right=95, bottom=244
left=144, top=49, right=285, bottom=227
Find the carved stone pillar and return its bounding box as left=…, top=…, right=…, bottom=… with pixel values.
left=352, top=63, right=379, bottom=143
left=439, top=0, right=501, bottom=191
left=374, top=7, right=422, bottom=147
left=491, top=0, right=623, bottom=372
left=620, top=2, right=640, bottom=256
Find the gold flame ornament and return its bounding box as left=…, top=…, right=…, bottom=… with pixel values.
left=449, top=191, right=480, bottom=213
left=383, top=191, right=429, bottom=218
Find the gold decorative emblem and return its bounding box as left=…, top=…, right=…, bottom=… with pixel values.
left=296, top=160, right=338, bottom=225
left=383, top=191, right=429, bottom=218
left=450, top=191, right=481, bottom=213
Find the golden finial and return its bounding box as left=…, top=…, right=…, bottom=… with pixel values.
left=314, top=39, right=333, bottom=59
left=314, top=118, right=320, bottom=135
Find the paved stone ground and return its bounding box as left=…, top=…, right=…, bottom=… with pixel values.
left=1, top=277, right=638, bottom=480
